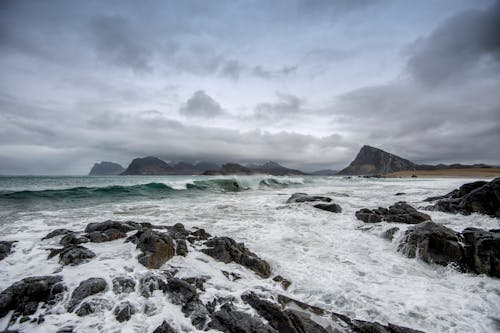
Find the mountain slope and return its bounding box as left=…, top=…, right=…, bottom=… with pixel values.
left=88, top=162, right=124, bottom=176
left=121, top=156, right=172, bottom=175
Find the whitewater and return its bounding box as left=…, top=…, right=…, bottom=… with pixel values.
left=0, top=175, right=499, bottom=333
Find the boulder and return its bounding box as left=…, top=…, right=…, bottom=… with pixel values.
left=424, top=180, right=488, bottom=202
left=356, top=202, right=431, bottom=224
left=114, top=301, right=136, bottom=322
left=286, top=193, right=332, bottom=203
left=67, top=278, right=107, bottom=312
left=75, top=297, right=112, bottom=317
left=127, top=229, right=175, bottom=269
left=168, top=223, right=190, bottom=239
left=165, top=278, right=209, bottom=329
left=209, top=303, right=277, bottom=333
left=0, top=276, right=66, bottom=319
left=59, top=234, right=89, bottom=246
left=201, top=237, right=271, bottom=278
left=461, top=228, right=500, bottom=277
left=58, top=245, right=96, bottom=266
left=112, top=276, right=136, bottom=294
left=86, top=228, right=127, bottom=243
left=382, top=227, right=400, bottom=241
left=0, top=241, right=15, bottom=261
left=313, top=203, right=342, bottom=213
left=42, top=229, right=75, bottom=240
left=85, top=220, right=140, bottom=233
left=153, top=320, right=178, bottom=333
left=175, top=239, right=188, bottom=256
left=138, top=272, right=172, bottom=298
left=397, top=222, right=462, bottom=266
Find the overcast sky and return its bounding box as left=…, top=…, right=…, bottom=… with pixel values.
left=1, top=0, right=499, bottom=174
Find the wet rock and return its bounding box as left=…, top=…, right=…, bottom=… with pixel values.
left=75, top=297, right=112, bottom=317
left=0, top=275, right=66, bottom=319
left=169, top=223, right=190, bottom=239
left=114, top=301, right=136, bottom=322
left=59, top=234, right=89, bottom=246
left=222, top=271, right=241, bottom=281
left=58, top=245, right=96, bottom=266
left=128, top=229, right=175, bottom=269
left=182, top=276, right=208, bottom=292
left=242, top=292, right=296, bottom=332
left=461, top=228, right=500, bottom=278
left=165, top=278, right=209, bottom=329
left=68, top=278, right=107, bottom=312
left=209, top=303, right=277, bottom=333
left=138, top=272, right=171, bottom=297
left=86, top=228, right=127, bottom=243
left=175, top=239, right=188, bottom=256
left=356, top=202, right=431, bottom=224
left=351, top=320, right=425, bottom=333
left=189, top=228, right=211, bottom=242
left=272, top=276, right=292, bottom=290
left=153, top=320, right=178, bottom=333
left=286, top=193, right=332, bottom=203
left=0, top=241, right=15, bottom=261
left=424, top=180, right=488, bottom=202
left=202, top=237, right=271, bottom=278
left=85, top=220, right=139, bottom=234
left=398, top=222, right=462, bottom=266
left=382, top=227, right=400, bottom=241
left=55, top=327, right=74, bottom=333
left=395, top=192, right=406, bottom=196
left=112, top=276, right=136, bottom=294
left=429, top=178, right=500, bottom=217
left=313, top=203, right=342, bottom=213
left=42, top=229, right=75, bottom=240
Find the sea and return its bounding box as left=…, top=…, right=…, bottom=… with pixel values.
left=0, top=175, right=499, bottom=333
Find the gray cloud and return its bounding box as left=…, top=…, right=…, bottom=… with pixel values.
left=179, top=91, right=225, bottom=118
left=254, top=93, right=304, bottom=121
left=252, top=65, right=298, bottom=79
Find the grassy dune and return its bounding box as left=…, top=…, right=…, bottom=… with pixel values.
left=386, top=168, right=500, bottom=178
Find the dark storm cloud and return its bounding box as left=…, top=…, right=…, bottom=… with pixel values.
left=179, top=91, right=225, bottom=118
left=408, top=0, right=500, bottom=86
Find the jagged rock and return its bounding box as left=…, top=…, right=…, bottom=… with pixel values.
left=0, top=276, right=66, bottom=319
left=42, top=229, right=75, bottom=240
left=182, top=277, right=208, bottom=292
left=356, top=202, right=431, bottom=224
left=175, top=239, right=188, bottom=256
left=429, top=178, right=500, bottom=217
left=138, top=272, right=172, bottom=298
left=86, top=228, right=127, bottom=243
left=461, top=228, right=500, bottom=277
left=165, top=278, right=209, bottom=329
left=201, top=237, right=271, bottom=278
left=272, top=276, right=292, bottom=290
left=351, top=319, right=425, bottom=333
left=153, top=320, right=178, bottom=333
left=58, top=245, right=96, bottom=266
left=286, top=193, right=332, bottom=203
left=111, top=276, right=136, bottom=294
left=114, top=301, right=136, bottom=322
left=382, top=227, right=400, bottom=241
left=209, top=303, right=277, bottom=333
left=169, top=223, right=190, bottom=239
left=85, top=220, right=139, bottom=234
left=75, top=297, right=112, bottom=317
left=398, top=222, right=462, bottom=266
left=313, top=203, right=342, bottom=213
left=59, top=234, right=89, bottom=246
left=424, top=180, right=488, bottom=202
left=0, top=241, right=15, bottom=261
left=68, top=278, right=107, bottom=312
left=128, top=229, right=175, bottom=269
left=187, top=228, right=211, bottom=243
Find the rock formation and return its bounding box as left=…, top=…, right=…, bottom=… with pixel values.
left=202, top=163, right=255, bottom=175
left=88, top=161, right=124, bottom=176
left=121, top=156, right=172, bottom=175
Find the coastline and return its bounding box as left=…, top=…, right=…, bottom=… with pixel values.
left=385, top=167, right=500, bottom=178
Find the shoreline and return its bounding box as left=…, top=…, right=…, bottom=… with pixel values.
left=385, top=167, right=500, bottom=178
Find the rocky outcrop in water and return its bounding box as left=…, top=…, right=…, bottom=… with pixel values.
left=337, top=145, right=417, bottom=176
left=398, top=222, right=500, bottom=278
left=121, top=156, right=173, bottom=175
left=0, top=241, right=15, bottom=261
left=88, top=161, right=124, bottom=176
left=127, top=229, right=176, bottom=269
left=286, top=193, right=332, bottom=203
left=68, top=278, right=107, bottom=312
left=356, top=202, right=431, bottom=224
left=425, top=177, right=500, bottom=217
left=249, top=161, right=306, bottom=176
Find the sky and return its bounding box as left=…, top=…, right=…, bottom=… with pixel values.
left=0, top=0, right=499, bottom=174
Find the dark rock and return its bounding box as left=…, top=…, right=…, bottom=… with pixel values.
left=42, top=229, right=75, bottom=240
left=88, top=161, right=124, bottom=176
left=175, top=239, right=188, bottom=256
left=272, top=276, right=291, bottom=290
left=382, top=227, right=400, bottom=241
left=222, top=271, right=241, bottom=281
left=286, top=193, right=332, bottom=203
left=153, top=320, right=177, bottom=333
left=430, top=178, right=500, bottom=217
left=169, top=223, right=190, bottom=239
left=461, top=228, right=500, bottom=277
left=114, top=301, right=135, bottom=322
left=75, top=297, right=112, bottom=317
left=0, top=241, right=15, bottom=261
left=209, top=303, right=277, bottom=333
left=112, top=276, right=136, bottom=294
left=0, top=275, right=65, bottom=319
left=202, top=163, right=254, bottom=176
left=138, top=272, right=170, bottom=297
left=121, top=156, right=172, bottom=175
left=395, top=192, right=406, bottom=196
left=58, top=245, right=96, bottom=266
left=59, top=234, right=89, bottom=246
left=398, top=222, right=462, bottom=266
left=55, top=326, right=74, bottom=333
left=86, top=228, right=127, bottom=243
left=128, top=229, right=175, bottom=269
left=165, top=278, right=209, bottom=329
left=68, top=278, right=107, bottom=312
left=250, top=161, right=306, bottom=176
left=424, top=180, right=489, bottom=202
left=351, top=319, right=425, bottom=333
left=202, top=237, right=271, bottom=278
left=182, top=276, right=208, bottom=291
left=313, top=203, right=342, bottom=213
left=356, top=202, right=431, bottom=224
left=85, top=220, right=139, bottom=234
left=187, top=228, right=211, bottom=243
left=242, top=292, right=296, bottom=332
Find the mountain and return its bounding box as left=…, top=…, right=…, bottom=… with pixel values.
left=202, top=163, right=254, bottom=175
left=310, top=169, right=338, bottom=176
left=88, top=161, right=124, bottom=176
left=121, top=156, right=172, bottom=175
left=337, top=145, right=416, bottom=176
left=250, top=161, right=306, bottom=176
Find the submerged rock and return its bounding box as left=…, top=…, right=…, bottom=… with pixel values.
left=209, top=303, right=277, bottom=333
left=127, top=229, right=175, bottom=269
left=202, top=237, right=271, bottom=278
left=112, top=276, right=136, bottom=294
left=428, top=178, right=500, bottom=217
left=85, top=220, right=140, bottom=234
left=382, top=227, right=400, bottom=241
left=68, top=278, right=107, bottom=312
left=86, top=228, right=127, bottom=243
left=114, top=301, right=136, bottom=322
left=165, top=278, right=209, bottom=329
left=313, top=203, right=342, bottom=213
left=286, top=193, right=332, bottom=203
left=75, top=297, right=112, bottom=317
left=461, top=228, right=500, bottom=278
left=58, top=245, right=96, bottom=266
left=0, top=241, right=15, bottom=261
left=356, top=202, right=431, bottom=224
left=0, top=276, right=66, bottom=319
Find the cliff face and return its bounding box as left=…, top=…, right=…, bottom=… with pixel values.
left=121, top=156, right=172, bottom=175
left=337, top=145, right=416, bottom=175
left=88, top=162, right=124, bottom=176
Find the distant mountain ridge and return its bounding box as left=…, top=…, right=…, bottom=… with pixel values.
left=89, top=161, right=124, bottom=176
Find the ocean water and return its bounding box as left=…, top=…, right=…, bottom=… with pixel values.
left=0, top=175, right=499, bottom=333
